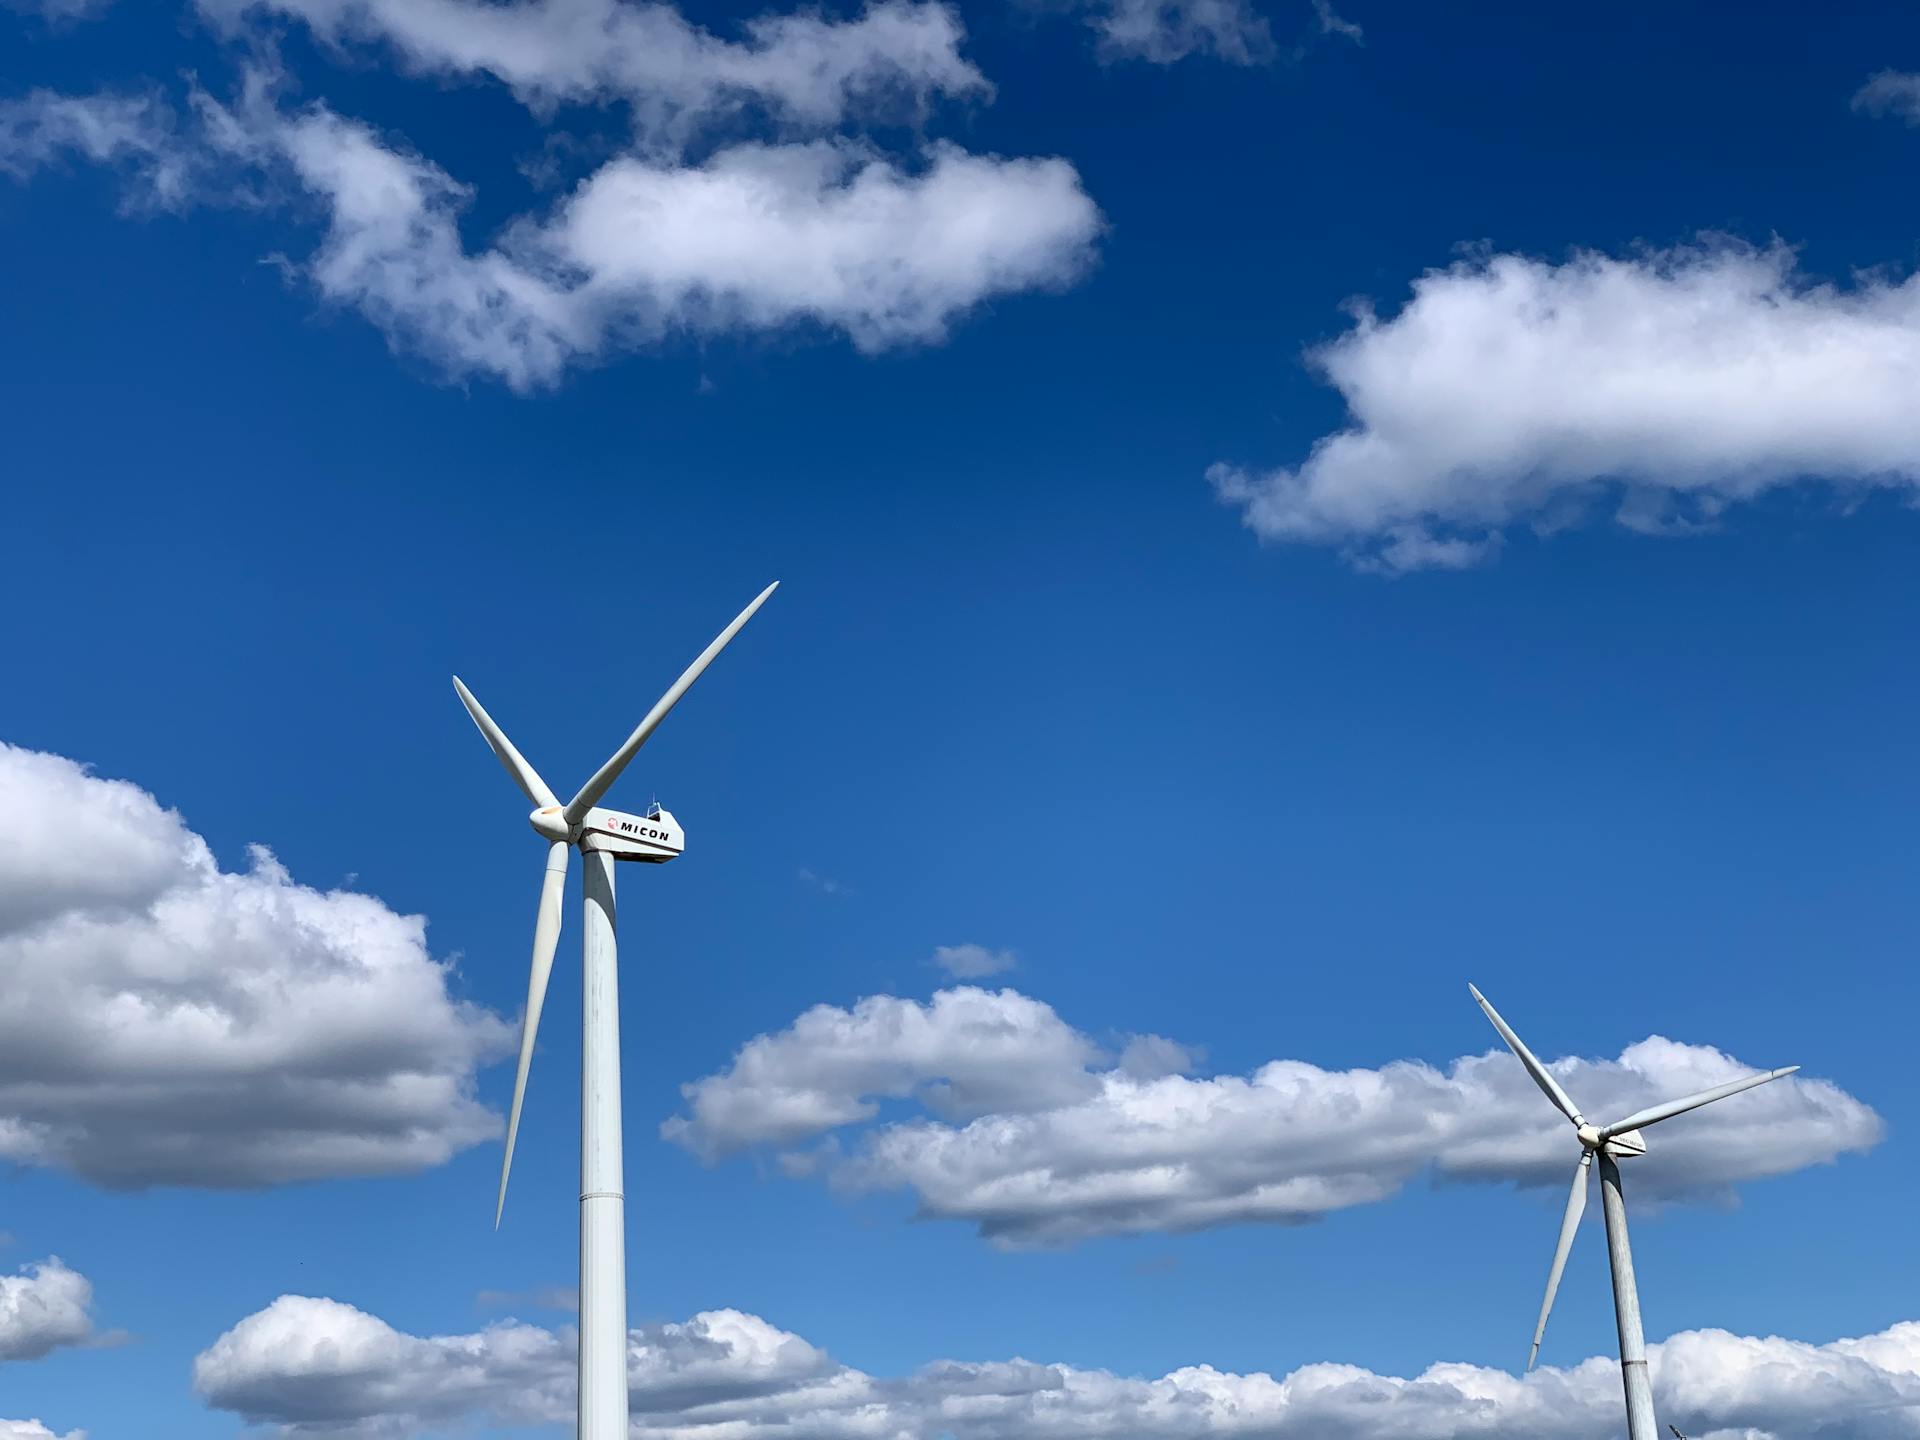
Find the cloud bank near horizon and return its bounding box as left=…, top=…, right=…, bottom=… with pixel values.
left=663, top=985, right=1880, bottom=1246
left=194, top=1291, right=1920, bottom=1438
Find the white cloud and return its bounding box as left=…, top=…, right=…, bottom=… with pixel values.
left=1067, top=0, right=1358, bottom=67
left=664, top=987, right=1104, bottom=1160
left=0, top=89, right=201, bottom=208
left=0, top=1259, right=92, bottom=1363
left=1310, top=0, right=1361, bottom=43
left=1084, top=0, right=1274, bottom=64
left=194, top=1293, right=1920, bottom=1439
left=1853, top=70, right=1920, bottom=125
left=0, top=82, right=1100, bottom=388
left=193, top=1296, right=845, bottom=1437
left=1209, top=240, right=1920, bottom=571
left=666, top=986, right=1881, bottom=1246
left=197, top=0, right=988, bottom=142
left=0, top=742, right=512, bottom=1188
left=193, top=1295, right=574, bottom=1433
left=0, top=1423, right=85, bottom=1440
left=931, top=942, right=1017, bottom=978
left=3, top=0, right=112, bottom=23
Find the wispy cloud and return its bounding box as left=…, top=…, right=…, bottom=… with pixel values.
left=1, top=0, right=1105, bottom=390
left=196, top=0, right=990, bottom=143
left=3, top=0, right=114, bottom=25
left=1853, top=69, right=1920, bottom=125
left=1310, top=0, right=1361, bottom=43
left=1083, top=0, right=1274, bottom=64
left=931, top=942, right=1017, bottom=978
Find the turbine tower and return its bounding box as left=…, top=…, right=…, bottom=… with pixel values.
left=453, top=583, right=776, bottom=1440
left=1468, top=984, right=1796, bottom=1440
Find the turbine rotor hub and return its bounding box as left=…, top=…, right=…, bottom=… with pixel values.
left=529, top=806, right=573, bottom=843
left=1576, top=1123, right=1604, bottom=1151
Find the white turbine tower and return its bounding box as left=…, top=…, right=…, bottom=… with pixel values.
left=452, top=582, right=776, bottom=1440
left=1468, top=984, right=1797, bottom=1440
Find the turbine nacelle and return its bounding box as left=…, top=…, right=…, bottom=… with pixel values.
left=1576, top=1123, right=1649, bottom=1159
left=1603, top=1127, right=1647, bottom=1158
left=522, top=803, right=684, bottom=860
left=579, top=805, right=684, bottom=862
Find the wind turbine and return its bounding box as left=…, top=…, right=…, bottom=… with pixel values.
left=1467, top=984, right=1796, bottom=1440
left=453, top=583, right=777, bottom=1440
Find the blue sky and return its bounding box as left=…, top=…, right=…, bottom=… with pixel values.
left=3, top=2, right=1920, bottom=1437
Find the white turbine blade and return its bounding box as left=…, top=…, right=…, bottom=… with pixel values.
left=453, top=677, right=561, bottom=811
left=1468, top=984, right=1586, bottom=1126
left=496, top=841, right=569, bottom=1228
left=562, top=582, right=778, bottom=827
left=1600, top=1066, right=1799, bottom=1140
left=1528, top=1151, right=1591, bottom=1371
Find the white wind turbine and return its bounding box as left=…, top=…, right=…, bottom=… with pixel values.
left=453, top=582, right=776, bottom=1440
left=1468, top=984, right=1797, bottom=1440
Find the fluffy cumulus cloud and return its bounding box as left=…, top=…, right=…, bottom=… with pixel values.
left=193, top=1297, right=844, bottom=1437
left=0, top=1424, right=85, bottom=1440
left=0, top=0, right=1102, bottom=387
left=663, top=987, right=1105, bottom=1159
left=0, top=1259, right=93, bottom=1363
left=0, top=742, right=512, bottom=1188
left=1210, top=240, right=1920, bottom=572
left=665, top=986, right=1880, bottom=1246
left=194, top=1293, right=1920, bottom=1438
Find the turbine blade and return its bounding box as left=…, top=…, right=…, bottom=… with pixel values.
left=1600, top=1067, right=1799, bottom=1140
left=496, top=841, right=569, bottom=1228
left=1528, top=1152, right=1591, bottom=1371
left=563, top=582, right=778, bottom=827
left=453, top=677, right=561, bottom=811
left=1468, top=984, right=1586, bottom=1127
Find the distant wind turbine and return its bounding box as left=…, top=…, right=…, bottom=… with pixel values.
left=1468, top=984, right=1797, bottom=1440
left=453, top=583, right=777, bottom=1440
